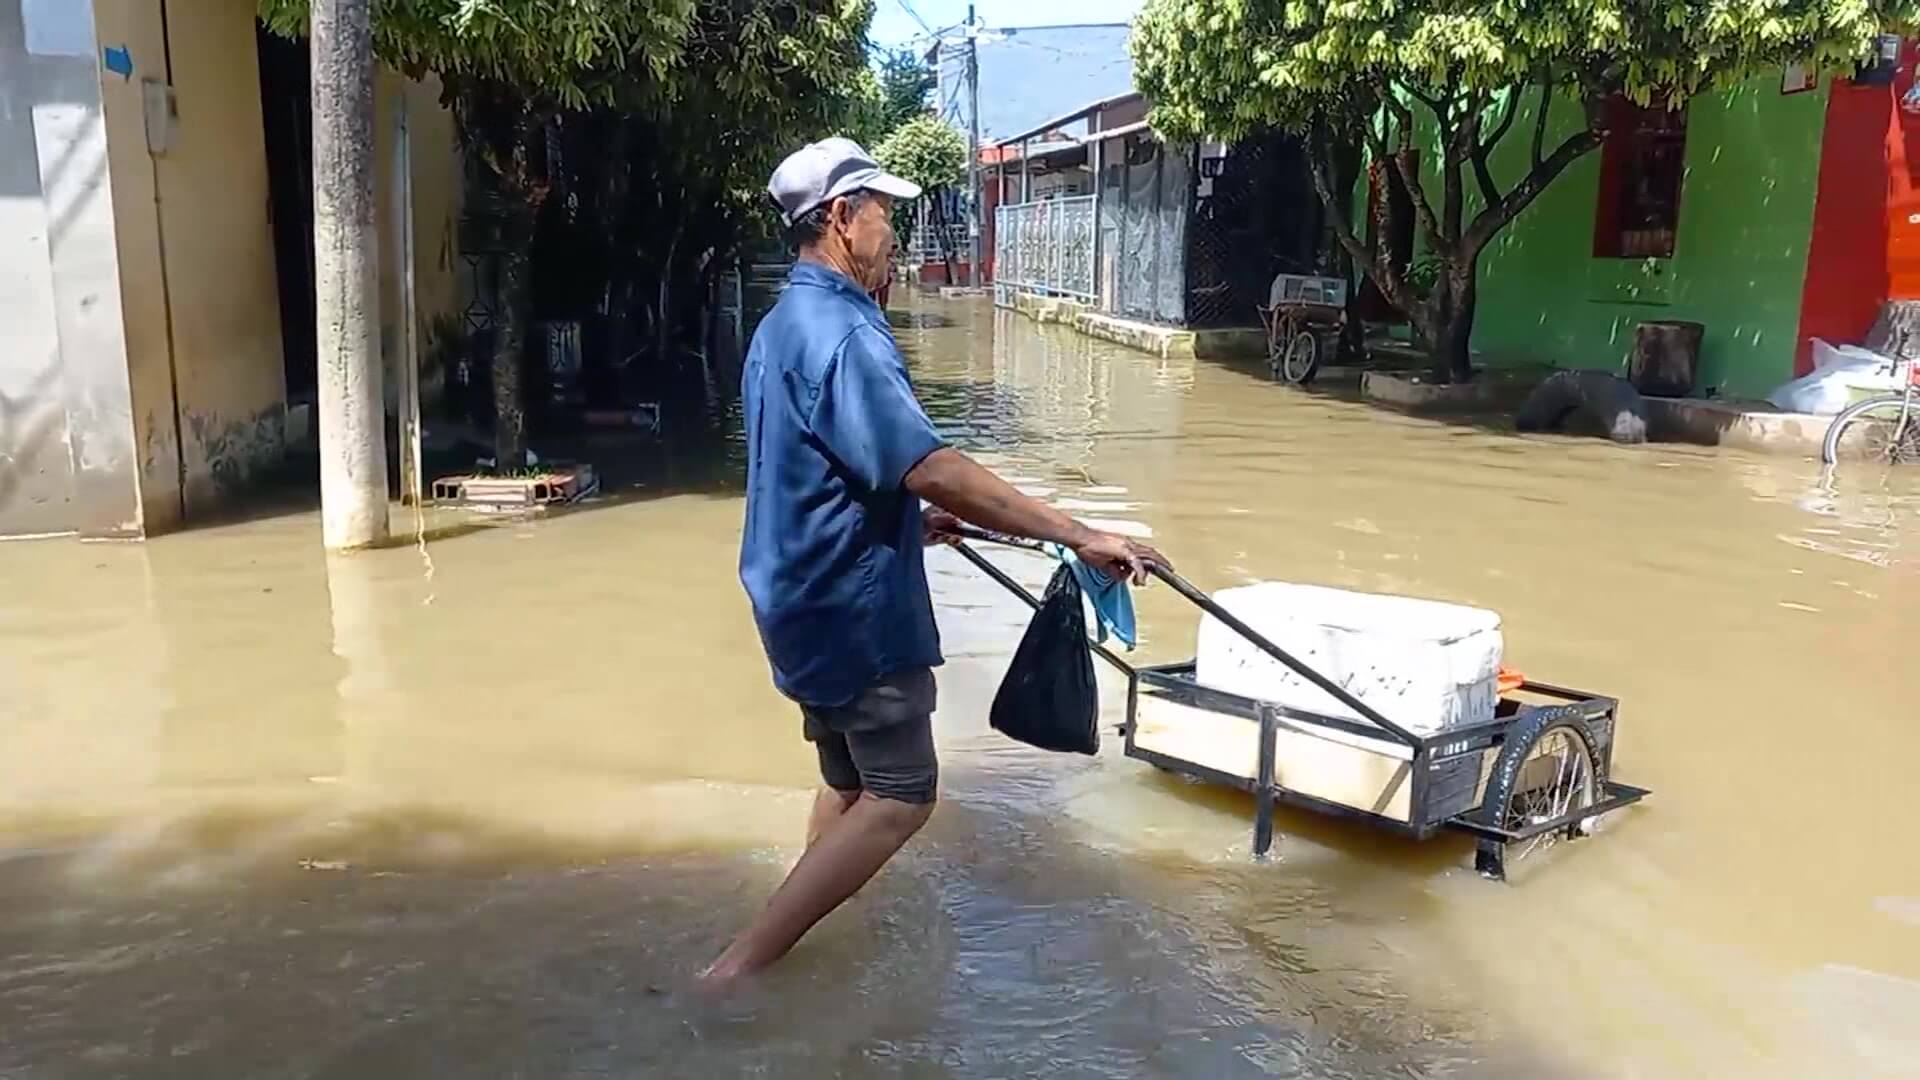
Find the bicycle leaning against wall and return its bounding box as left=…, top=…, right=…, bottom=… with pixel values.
left=1822, top=354, right=1920, bottom=466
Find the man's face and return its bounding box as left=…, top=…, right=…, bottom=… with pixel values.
left=832, top=192, right=897, bottom=292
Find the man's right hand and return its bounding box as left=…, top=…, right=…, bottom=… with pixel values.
left=1073, top=531, right=1169, bottom=586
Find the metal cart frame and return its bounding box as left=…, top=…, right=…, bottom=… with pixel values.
left=1257, top=273, right=1349, bottom=386
left=953, top=532, right=1650, bottom=881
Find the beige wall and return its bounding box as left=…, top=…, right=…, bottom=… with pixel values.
left=150, top=0, right=286, bottom=511
left=94, top=0, right=285, bottom=525
left=92, top=0, right=180, bottom=532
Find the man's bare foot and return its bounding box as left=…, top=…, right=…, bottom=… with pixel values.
left=693, top=960, right=745, bottom=997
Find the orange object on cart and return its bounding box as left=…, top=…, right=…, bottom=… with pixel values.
left=1497, top=666, right=1525, bottom=695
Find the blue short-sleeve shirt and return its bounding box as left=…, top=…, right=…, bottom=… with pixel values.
left=739, top=261, right=947, bottom=707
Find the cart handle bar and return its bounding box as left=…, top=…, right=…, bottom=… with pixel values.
left=948, top=526, right=1421, bottom=747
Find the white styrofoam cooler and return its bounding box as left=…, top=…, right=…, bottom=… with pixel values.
left=1195, top=583, right=1503, bottom=737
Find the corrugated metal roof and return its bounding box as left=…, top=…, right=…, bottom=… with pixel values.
left=991, top=91, right=1146, bottom=147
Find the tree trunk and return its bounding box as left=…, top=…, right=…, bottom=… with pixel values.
left=1329, top=132, right=1366, bottom=361
left=311, top=0, right=388, bottom=548
left=654, top=226, right=681, bottom=369
left=452, top=87, right=548, bottom=470
left=931, top=194, right=957, bottom=285
left=491, top=233, right=531, bottom=469
left=1427, top=260, right=1477, bottom=383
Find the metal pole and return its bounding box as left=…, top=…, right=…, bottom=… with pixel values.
left=1254, top=704, right=1278, bottom=857
left=312, top=0, right=389, bottom=549
left=966, top=5, right=982, bottom=288
left=1091, top=136, right=1104, bottom=306
left=393, top=90, right=422, bottom=508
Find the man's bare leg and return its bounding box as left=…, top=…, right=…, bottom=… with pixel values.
left=807, top=787, right=860, bottom=849
left=698, top=792, right=932, bottom=989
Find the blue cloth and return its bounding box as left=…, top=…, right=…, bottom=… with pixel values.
left=739, top=261, right=948, bottom=707
left=1052, top=545, right=1137, bottom=650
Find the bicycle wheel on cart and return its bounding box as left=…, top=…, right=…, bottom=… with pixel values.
left=1279, top=330, right=1319, bottom=385
left=1822, top=393, right=1920, bottom=466
left=1474, top=711, right=1602, bottom=882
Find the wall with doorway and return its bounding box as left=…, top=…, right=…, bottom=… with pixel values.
left=1798, top=42, right=1920, bottom=372
left=85, top=0, right=285, bottom=527
left=94, top=0, right=287, bottom=516
left=1471, top=73, right=1825, bottom=399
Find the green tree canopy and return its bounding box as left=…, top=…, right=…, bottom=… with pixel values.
left=258, top=0, right=695, bottom=109
left=846, top=47, right=936, bottom=149
left=875, top=114, right=968, bottom=192
left=874, top=114, right=967, bottom=276
left=875, top=46, right=936, bottom=132
left=1134, top=0, right=1918, bottom=379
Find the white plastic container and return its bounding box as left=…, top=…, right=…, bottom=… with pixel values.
left=1195, top=582, right=1503, bottom=736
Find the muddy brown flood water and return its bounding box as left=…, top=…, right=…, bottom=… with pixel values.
left=4, top=298, right=1920, bottom=1078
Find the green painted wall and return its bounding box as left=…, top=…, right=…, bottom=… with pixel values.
left=1468, top=76, right=1827, bottom=398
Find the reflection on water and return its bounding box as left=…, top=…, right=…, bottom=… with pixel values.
left=3, top=298, right=1919, bottom=1077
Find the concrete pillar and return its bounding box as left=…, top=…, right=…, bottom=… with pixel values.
left=311, top=0, right=387, bottom=549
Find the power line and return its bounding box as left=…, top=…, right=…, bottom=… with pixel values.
left=892, top=0, right=935, bottom=38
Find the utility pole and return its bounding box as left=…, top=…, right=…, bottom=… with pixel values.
left=312, top=0, right=389, bottom=550
left=966, top=4, right=982, bottom=288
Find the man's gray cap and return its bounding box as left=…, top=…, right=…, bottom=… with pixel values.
left=768, top=137, right=923, bottom=226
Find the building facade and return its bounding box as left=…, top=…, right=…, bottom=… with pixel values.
left=1, top=0, right=460, bottom=540
left=1473, top=48, right=1920, bottom=399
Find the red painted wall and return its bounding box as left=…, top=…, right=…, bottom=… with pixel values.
left=1797, top=43, right=1920, bottom=374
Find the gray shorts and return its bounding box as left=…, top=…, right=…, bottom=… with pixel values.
left=801, top=668, right=938, bottom=804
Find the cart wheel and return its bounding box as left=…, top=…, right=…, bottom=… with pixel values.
left=1474, top=711, right=1602, bottom=883
left=1280, top=331, right=1319, bottom=385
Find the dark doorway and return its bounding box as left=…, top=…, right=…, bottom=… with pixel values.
left=255, top=21, right=316, bottom=403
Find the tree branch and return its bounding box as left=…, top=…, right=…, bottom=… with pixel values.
left=1471, top=147, right=1500, bottom=209
left=1449, top=91, right=1487, bottom=162
left=1308, top=119, right=1413, bottom=321
left=1308, top=120, right=1372, bottom=272
left=1374, top=80, right=1448, bottom=255
left=1531, top=74, right=1554, bottom=170
left=1478, top=86, right=1522, bottom=157
left=1469, top=87, right=1520, bottom=207
left=1465, top=126, right=1604, bottom=256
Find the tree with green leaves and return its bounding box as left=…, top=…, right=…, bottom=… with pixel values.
left=875, top=47, right=936, bottom=132
left=261, top=0, right=875, bottom=465
left=1134, top=0, right=1917, bottom=381
left=876, top=114, right=967, bottom=279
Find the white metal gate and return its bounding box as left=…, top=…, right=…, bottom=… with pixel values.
left=993, top=195, right=1096, bottom=303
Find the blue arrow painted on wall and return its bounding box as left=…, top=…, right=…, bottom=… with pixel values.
left=102, top=45, right=133, bottom=80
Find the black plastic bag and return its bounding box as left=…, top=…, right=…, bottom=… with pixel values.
left=990, top=564, right=1099, bottom=755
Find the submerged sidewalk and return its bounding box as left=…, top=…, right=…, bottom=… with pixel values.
left=997, top=288, right=1834, bottom=457
left=1358, top=370, right=1830, bottom=456
left=1001, top=292, right=1264, bottom=361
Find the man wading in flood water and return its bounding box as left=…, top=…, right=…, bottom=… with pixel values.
left=699, top=138, right=1164, bottom=990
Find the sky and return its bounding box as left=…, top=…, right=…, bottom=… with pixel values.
left=868, top=0, right=1145, bottom=47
